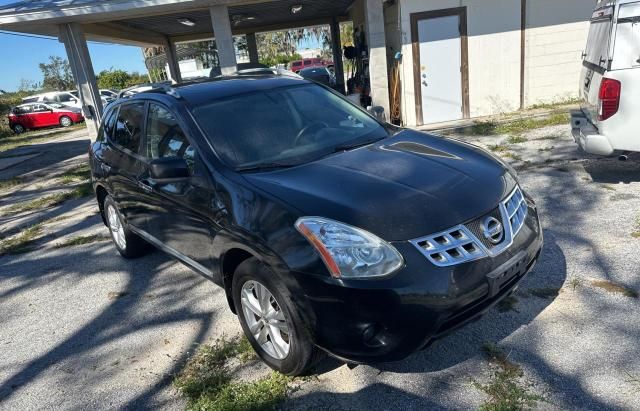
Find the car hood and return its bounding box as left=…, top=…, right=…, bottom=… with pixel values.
left=242, top=130, right=517, bottom=241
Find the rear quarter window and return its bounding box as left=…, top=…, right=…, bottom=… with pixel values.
left=584, top=10, right=614, bottom=69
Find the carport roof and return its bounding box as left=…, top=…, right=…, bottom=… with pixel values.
left=0, top=0, right=353, bottom=46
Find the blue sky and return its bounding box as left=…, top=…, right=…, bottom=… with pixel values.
left=0, top=0, right=148, bottom=92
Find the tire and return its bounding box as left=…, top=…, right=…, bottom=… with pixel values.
left=60, top=116, right=73, bottom=127
left=12, top=124, right=25, bottom=134
left=103, top=195, right=151, bottom=259
left=232, top=258, right=319, bottom=376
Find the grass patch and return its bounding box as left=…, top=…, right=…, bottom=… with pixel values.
left=528, top=287, right=561, bottom=299
left=54, top=234, right=109, bottom=248
left=599, top=184, right=616, bottom=192
left=176, top=336, right=291, bottom=411
left=471, top=113, right=569, bottom=136
left=497, top=295, right=519, bottom=313
left=527, top=98, right=581, bottom=110
left=538, top=146, right=554, bottom=152
left=1, top=183, right=92, bottom=216
left=631, top=215, right=640, bottom=238
left=476, top=343, right=544, bottom=411
left=0, top=224, right=44, bottom=255
left=507, top=135, right=527, bottom=144
left=59, top=163, right=91, bottom=184
left=591, top=280, right=638, bottom=298
left=0, top=177, right=22, bottom=191
left=502, top=152, right=522, bottom=161
left=0, top=126, right=82, bottom=152
left=568, top=277, right=583, bottom=291
left=489, top=143, right=510, bottom=153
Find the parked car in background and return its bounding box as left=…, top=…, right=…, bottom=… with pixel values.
left=89, top=75, right=543, bottom=376
left=23, top=90, right=113, bottom=109
left=572, top=0, right=640, bottom=158
left=289, top=58, right=333, bottom=73
left=9, top=102, right=83, bottom=134
left=298, top=67, right=336, bottom=88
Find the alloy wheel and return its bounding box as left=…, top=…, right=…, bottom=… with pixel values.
left=60, top=116, right=72, bottom=127
left=107, top=204, right=126, bottom=250
left=241, top=280, right=290, bottom=360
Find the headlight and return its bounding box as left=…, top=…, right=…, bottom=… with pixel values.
left=295, top=217, right=404, bottom=279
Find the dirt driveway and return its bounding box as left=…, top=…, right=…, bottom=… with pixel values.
left=1, top=121, right=639, bottom=410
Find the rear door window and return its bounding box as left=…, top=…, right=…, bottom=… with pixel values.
left=113, top=102, right=145, bottom=154
left=611, top=2, right=640, bottom=70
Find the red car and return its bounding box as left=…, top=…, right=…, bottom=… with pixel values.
left=8, top=102, right=84, bottom=134
left=289, top=58, right=334, bottom=73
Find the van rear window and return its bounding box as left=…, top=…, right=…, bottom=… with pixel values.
left=584, top=13, right=613, bottom=70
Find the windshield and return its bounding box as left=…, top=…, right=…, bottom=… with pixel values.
left=191, top=84, right=389, bottom=169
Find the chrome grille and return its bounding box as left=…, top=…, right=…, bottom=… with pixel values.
left=411, top=226, right=487, bottom=267
left=503, top=187, right=527, bottom=237
left=410, top=186, right=529, bottom=267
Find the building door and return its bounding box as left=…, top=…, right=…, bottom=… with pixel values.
left=412, top=8, right=469, bottom=125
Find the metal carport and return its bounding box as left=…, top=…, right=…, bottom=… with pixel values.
left=0, top=0, right=391, bottom=137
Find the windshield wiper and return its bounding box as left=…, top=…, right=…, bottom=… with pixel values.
left=332, top=138, right=379, bottom=153
left=236, top=162, right=295, bottom=172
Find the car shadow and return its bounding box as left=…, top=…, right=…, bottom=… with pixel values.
left=583, top=154, right=640, bottom=184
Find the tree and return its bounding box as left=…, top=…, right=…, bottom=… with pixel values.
left=97, top=69, right=150, bottom=90
left=39, top=56, right=74, bottom=91
left=18, top=78, right=39, bottom=92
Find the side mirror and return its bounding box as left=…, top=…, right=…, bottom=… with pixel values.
left=367, top=105, right=386, bottom=122
left=149, top=157, right=190, bottom=179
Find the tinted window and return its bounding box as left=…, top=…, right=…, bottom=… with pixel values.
left=303, top=59, right=312, bottom=65
left=113, top=102, right=145, bottom=154
left=22, top=97, right=38, bottom=103
left=58, top=93, right=76, bottom=103
left=14, top=105, right=32, bottom=114
left=32, top=104, right=50, bottom=113
left=192, top=84, right=387, bottom=169
left=100, top=108, right=118, bottom=142
left=146, top=103, right=195, bottom=171
left=43, top=95, right=58, bottom=103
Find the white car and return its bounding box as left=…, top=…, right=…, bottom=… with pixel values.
left=571, top=0, right=640, bottom=158
left=22, top=90, right=113, bottom=109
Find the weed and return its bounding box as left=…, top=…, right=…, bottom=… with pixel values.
left=472, top=113, right=569, bottom=136
left=497, top=295, right=519, bottom=313
left=476, top=343, right=544, bottom=410
left=176, top=336, right=292, bottom=411
left=538, top=146, right=554, bottom=152
left=237, top=336, right=257, bottom=363
left=528, top=287, right=561, bottom=299
left=507, top=135, right=527, bottom=144
left=472, top=122, right=498, bottom=135
left=591, top=280, right=638, bottom=298
left=631, top=216, right=640, bottom=238
left=502, top=152, right=522, bottom=161
left=0, top=177, right=22, bottom=191
left=59, top=163, right=91, bottom=184
left=568, top=277, right=583, bottom=291
left=107, top=291, right=130, bottom=300
left=55, top=234, right=109, bottom=248
left=489, top=144, right=510, bottom=153
left=0, top=224, right=44, bottom=255
left=527, top=98, right=581, bottom=110
left=1, top=183, right=92, bottom=216
left=600, top=184, right=616, bottom=192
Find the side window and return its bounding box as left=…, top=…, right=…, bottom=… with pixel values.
left=33, top=104, right=49, bottom=113
left=58, top=93, right=75, bottom=103
left=98, top=107, right=118, bottom=142
left=145, top=103, right=195, bottom=172
left=43, top=95, right=57, bottom=103
left=114, top=102, right=145, bottom=154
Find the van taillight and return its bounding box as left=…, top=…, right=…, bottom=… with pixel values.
left=598, top=78, right=621, bottom=121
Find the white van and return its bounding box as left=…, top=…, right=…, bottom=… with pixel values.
left=572, top=0, right=640, bottom=157
left=22, top=90, right=113, bottom=108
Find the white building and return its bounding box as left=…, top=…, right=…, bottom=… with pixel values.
left=349, top=0, right=594, bottom=126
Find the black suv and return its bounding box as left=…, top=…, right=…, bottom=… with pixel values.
left=89, top=76, right=543, bottom=375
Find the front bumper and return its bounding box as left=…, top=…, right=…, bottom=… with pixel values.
left=571, top=109, right=614, bottom=156
left=292, top=200, right=543, bottom=364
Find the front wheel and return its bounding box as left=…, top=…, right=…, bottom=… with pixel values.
left=12, top=124, right=25, bottom=134
left=60, top=116, right=73, bottom=127
left=232, top=258, right=319, bottom=376
left=103, top=195, right=151, bottom=259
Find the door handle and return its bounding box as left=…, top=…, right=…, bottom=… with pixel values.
left=138, top=180, right=153, bottom=193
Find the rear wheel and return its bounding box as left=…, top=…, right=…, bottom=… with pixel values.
left=232, top=258, right=319, bottom=376
left=103, top=195, right=151, bottom=259
left=60, top=116, right=73, bottom=127
left=12, top=124, right=25, bottom=134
